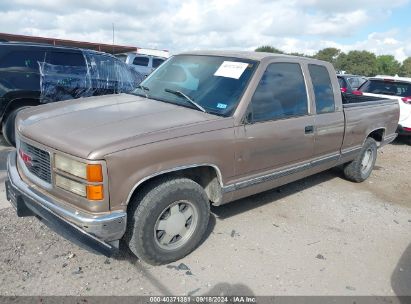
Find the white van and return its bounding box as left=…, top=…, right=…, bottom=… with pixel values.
left=116, top=51, right=168, bottom=77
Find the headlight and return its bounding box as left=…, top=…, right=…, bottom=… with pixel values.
left=55, top=175, right=86, bottom=197
left=55, top=154, right=87, bottom=179
left=55, top=154, right=103, bottom=182
left=54, top=153, right=105, bottom=200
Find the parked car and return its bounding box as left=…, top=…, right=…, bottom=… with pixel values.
left=6, top=51, right=399, bottom=265
left=337, top=74, right=367, bottom=93
left=0, top=42, right=144, bottom=146
left=358, top=76, right=411, bottom=143
left=116, top=53, right=167, bottom=77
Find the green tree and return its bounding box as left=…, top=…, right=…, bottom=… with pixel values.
left=376, top=55, right=400, bottom=76
left=400, top=57, right=411, bottom=77
left=314, top=48, right=341, bottom=65
left=255, top=45, right=284, bottom=54
left=335, top=51, right=378, bottom=76
left=289, top=52, right=310, bottom=57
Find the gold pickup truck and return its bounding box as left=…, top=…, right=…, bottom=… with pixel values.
left=6, top=51, right=399, bottom=265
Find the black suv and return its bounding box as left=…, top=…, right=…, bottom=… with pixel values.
left=0, top=42, right=143, bottom=146
left=337, top=74, right=367, bottom=93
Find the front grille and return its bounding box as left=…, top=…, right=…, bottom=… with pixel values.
left=20, top=141, right=52, bottom=184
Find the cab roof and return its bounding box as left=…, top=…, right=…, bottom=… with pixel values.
left=0, top=41, right=109, bottom=56
left=177, top=50, right=327, bottom=64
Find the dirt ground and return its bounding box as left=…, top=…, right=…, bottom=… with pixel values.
left=0, top=137, right=410, bottom=296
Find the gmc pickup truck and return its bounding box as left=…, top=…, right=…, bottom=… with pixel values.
left=6, top=51, right=399, bottom=265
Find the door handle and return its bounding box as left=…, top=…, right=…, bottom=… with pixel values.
left=305, top=125, right=314, bottom=134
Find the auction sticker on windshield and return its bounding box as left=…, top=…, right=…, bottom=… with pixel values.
left=214, top=61, right=249, bottom=79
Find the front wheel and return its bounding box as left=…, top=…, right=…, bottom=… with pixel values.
left=343, top=137, right=378, bottom=182
left=124, top=177, right=210, bottom=265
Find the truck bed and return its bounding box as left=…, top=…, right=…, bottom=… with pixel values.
left=341, top=93, right=399, bottom=151
left=342, top=93, right=393, bottom=106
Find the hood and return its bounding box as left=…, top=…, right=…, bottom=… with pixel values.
left=17, top=93, right=232, bottom=159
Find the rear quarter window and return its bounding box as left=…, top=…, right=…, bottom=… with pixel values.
left=309, top=64, right=335, bottom=114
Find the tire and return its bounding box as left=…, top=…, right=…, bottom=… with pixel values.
left=343, top=137, right=378, bottom=183
left=124, top=177, right=210, bottom=265
left=2, top=108, right=25, bottom=147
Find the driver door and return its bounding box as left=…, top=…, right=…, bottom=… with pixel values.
left=235, top=61, right=315, bottom=179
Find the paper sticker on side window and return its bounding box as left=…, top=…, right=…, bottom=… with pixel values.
left=214, top=61, right=249, bottom=79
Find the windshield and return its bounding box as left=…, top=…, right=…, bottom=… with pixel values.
left=360, top=79, right=411, bottom=97
left=347, top=76, right=367, bottom=90
left=131, top=55, right=258, bottom=116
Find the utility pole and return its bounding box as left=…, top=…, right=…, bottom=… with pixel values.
left=112, top=23, right=115, bottom=54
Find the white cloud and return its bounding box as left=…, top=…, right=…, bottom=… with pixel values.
left=0, top=0, right=410, bottom=61
left=299, top=0, right=408, bottom=11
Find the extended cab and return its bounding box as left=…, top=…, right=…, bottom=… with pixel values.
left=6, top=51, right=399, bottom=265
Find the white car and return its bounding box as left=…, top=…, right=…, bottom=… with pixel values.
left=116, top=52, right=168, bottom=78
left=359, top=76, right=411, bottom=143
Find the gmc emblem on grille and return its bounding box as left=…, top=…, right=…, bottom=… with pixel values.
left=19, top=148, right=33, bottom=167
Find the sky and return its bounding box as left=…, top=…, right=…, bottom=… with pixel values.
left=1, top=0, right=411, bottom=61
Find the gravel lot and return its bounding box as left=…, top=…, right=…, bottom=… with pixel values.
left=0, top=137, right=410, bottom=296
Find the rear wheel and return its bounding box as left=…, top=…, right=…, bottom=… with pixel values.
left=343, top=138, right=377, bottom=182
left=124, top=177, right=210, bottom=265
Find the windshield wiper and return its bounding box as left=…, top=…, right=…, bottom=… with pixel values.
left=164, top=88, right=206, bottom=113
left=135, top=85, right=150, bottom=98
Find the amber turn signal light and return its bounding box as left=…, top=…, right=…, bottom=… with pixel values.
left=87, top=185, right=104, bottom=200
left=87, top=164, right=103, bottom=182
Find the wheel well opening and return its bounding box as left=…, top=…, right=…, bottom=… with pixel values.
left=3, top=98, right=40, bottom=123
left=128, top=166, right=223, bottom=209
left=368, top=129, right=385, bottom=143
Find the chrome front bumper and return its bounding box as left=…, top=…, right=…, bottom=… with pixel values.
left=6, top=151, right=127, bottom=256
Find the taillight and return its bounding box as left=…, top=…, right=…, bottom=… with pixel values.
left=401, top=97, right=411, bottom=104
left=341, top=87, right=347, bottom=93
left=352, top=90, right=363, bottom=96
left=404, top=127, right=411, bottom=132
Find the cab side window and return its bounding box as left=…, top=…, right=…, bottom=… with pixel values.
left=133, top=56, right=149, bottom=67
left=45, top=51, right=86, bottom=67
left=152, top=58, right=165, bottom=68
left=0, top=50, right=45, bottom=70
left=250, top=63, right=308, bottom=123
left=308, top=64, right=335, bottom=114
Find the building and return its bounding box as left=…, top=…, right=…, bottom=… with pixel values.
left=0, top=32, right=138, bottom=54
